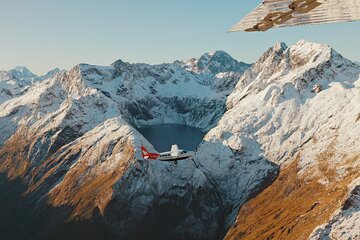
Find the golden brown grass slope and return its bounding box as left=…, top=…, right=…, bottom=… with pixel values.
left=225, top=142, right=359, bottom=240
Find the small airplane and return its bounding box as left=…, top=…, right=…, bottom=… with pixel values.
left=141, top=145, right=194, bottom=163
left=229, top=0, right=360, bottom=32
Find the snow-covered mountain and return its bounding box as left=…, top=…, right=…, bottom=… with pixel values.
left=0, top=41, right=359, bottom=240
left=38, top=67, right=62, bottom=81
left=0, top=52, right=248, bottom=239
left=0, top=66, right=61, bottom=104
left=55, top=57, right=247, bottom=132
left=215, top=40, right=360, bottom=239
left=8, top=66, right=39, bottom=82
left=175, top=50, right=250, bottom=74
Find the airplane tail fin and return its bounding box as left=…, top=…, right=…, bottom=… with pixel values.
left=141, top=146, right=149, bottom=158
left=141, top=146, right=159, bottom=160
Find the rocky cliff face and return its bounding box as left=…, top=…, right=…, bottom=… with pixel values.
left=0, top=41, right=359, bottom=240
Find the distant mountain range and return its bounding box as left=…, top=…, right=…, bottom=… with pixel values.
left=0, top=66, right=61, bottom=104
left=0, top=40, right=359, bottom=240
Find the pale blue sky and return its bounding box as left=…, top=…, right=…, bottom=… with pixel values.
left=0, top=0, right=359, bottom=74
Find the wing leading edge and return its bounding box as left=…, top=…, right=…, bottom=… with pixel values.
left=229, top=0, right=360, bottom=32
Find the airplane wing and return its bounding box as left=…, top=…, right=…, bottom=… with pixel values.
left=229, top=0, right=360, bottom=32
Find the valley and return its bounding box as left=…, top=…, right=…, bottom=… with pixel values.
left=0, top=40, right=359, bottom=240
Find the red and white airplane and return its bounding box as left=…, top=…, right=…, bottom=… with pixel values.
left=141, top=145, right=194, bottom=163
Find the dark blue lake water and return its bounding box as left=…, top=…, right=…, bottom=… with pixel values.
left=137, top=124, right=206, bottom=152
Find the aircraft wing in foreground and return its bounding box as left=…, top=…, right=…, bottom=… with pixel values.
left=229, top=0, right=360, bottom=32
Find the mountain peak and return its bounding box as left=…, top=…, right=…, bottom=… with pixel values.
left=273, top=42, right=288, bottom=52
left=207, top=50, right=231, bottom=58
left=13, top=66, right=37, bottom=76
left=13, top=66, right=32, bottom=73
left=254, top=40, right=345, bottom=74
left=288, top=40, right=346, bottom=69
left=292, top=39, right=331, bottom=52
left=7, top=66, right=38, bottom=82
left=181, top=50, right=250, bottom=74
left=111, top=59, right=132, bottom=70
left=39, top=68, right=62, bottom=80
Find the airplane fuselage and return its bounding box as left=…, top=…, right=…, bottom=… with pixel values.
left=158, top=150, right=194, bottom=161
